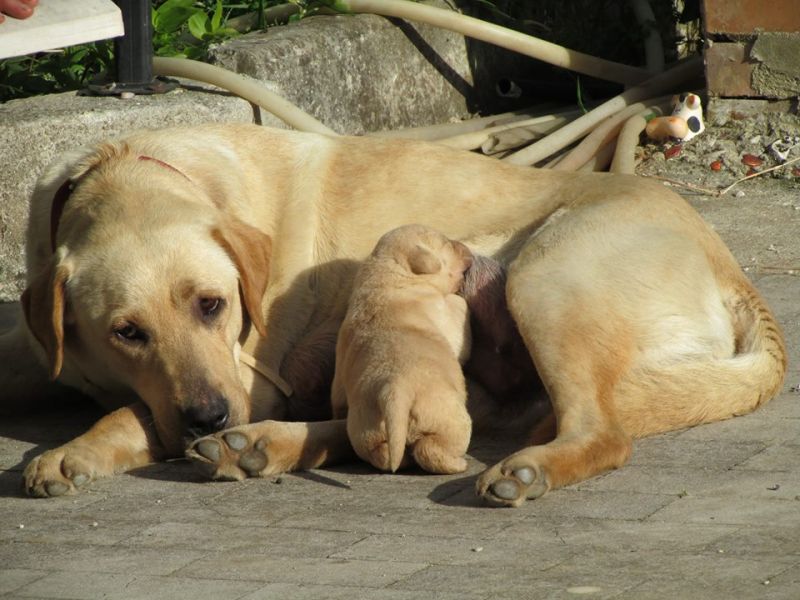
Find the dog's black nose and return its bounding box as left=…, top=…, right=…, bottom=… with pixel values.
left=183, top=397, right=230, bottom=436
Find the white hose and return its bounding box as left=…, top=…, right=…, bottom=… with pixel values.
left=152, top=56, right=338, bottom=136
left=330, top=0, right=650, bottom=86
left=504, top=57, right=702, bottom=166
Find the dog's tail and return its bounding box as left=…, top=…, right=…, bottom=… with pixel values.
left=380, top=384, right=413, bottom=473
left=617, top=281, right=787, bottom=437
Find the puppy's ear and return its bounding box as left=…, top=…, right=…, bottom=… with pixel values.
left=21, top=255, right=72, bottom=380
left=407, top=245, right=442, bottom=275
left=212, top=217, right=271, bottom=337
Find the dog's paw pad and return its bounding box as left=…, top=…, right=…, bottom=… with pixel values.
left=70, top=473, right=91, bottom=488
left=238, top=449, right=267, bottom=474
left=477, top=463, right=549, bottom=507
left=490, top=479, right=522, bottom=501
left=44, top=481, right=70, bottom=497
left=23, top=450, right=99, bottom=498
left=187, top=429, right=273, bottom=481
left=223, top=432, right=249, bottom=451
left=194, top=439, right=222, bottom=462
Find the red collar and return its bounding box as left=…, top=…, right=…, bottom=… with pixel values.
left=50, top=155, right=190, bottom=252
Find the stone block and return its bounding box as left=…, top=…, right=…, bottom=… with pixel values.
left=702, top=0, right=800, bottom=35
left=750, top=32, right=800, bottom=98
left=705, top=42, right=755, bottom=97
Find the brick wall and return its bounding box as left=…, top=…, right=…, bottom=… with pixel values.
left=702, top=0, right=800, bottom=99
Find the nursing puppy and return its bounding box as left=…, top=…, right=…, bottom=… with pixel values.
left=331, top=225, right=473, bottom=474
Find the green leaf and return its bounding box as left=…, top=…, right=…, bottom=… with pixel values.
left=211, top=0, right=223, bottom=31
left=153, top=0, right=198, bottom=33
left=187, top=12, right=210, bottom=39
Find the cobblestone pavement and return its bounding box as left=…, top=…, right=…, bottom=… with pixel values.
left=1, top=183, right=798, bottom=599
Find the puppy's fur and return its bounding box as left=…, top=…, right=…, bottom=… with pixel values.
left=331, top=225, right=473, bottom=474
left=1, top=124, right=785, bottom=506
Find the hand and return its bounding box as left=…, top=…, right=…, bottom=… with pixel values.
left=0, top=0, right=38, bottom=23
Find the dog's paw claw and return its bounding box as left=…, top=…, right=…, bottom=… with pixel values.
left=476, top=462, right=549, bottom=507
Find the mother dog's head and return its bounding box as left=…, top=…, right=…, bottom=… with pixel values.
left=20, top=142, right=270, bottom=455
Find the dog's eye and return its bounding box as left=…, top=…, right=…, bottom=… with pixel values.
left=198, top=297, right=224, bottom=320
left=113, top=323, right=148, bottom=344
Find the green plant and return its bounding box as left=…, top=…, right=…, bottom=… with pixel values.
left=153, top=0, right=240, bottom=60
left=0, top=42, right=113, bottom=102
left=0, top=0, right=287, bottom=102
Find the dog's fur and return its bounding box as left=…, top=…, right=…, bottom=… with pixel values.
left=331, top=225, right=473, bottom=474
left=461, top=254, right=539, bottom=401
left=0, top=123, right=785, bottom=506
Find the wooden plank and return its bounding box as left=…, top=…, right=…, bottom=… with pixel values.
left=0, top=0, right=124, bottom=60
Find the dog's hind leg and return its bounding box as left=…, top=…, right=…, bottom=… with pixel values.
left=475, top=330, right=634, bottom=507
left=475, top=236, right=634, bottom=507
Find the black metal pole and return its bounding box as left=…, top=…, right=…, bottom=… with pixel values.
left=113, top=0, right=154, bottom=87
left=88, top=0, right=175, bottom=95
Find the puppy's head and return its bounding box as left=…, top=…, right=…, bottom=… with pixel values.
left=372, top=224, right=473, bottom=294
left=22, top=158, right=271, bottom=455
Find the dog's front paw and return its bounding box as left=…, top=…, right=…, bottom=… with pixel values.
left=475, top=457, right=550, bottom=508
left=23, top=447, right=100, bottom=498
left=186, top=425, right=278, bottom=481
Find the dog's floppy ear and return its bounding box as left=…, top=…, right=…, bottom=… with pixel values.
left=212, top=217, right=271, bottom=337
left=407, top=244, right=442, bottom=275
left=21, top=255, right=72, bottom=380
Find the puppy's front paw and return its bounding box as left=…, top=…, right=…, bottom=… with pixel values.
left=23, top=447, right=99, bottom=498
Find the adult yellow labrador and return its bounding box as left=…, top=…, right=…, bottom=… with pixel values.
left=2, top=123, right=785, bottom=506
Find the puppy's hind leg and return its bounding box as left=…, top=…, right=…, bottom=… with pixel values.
left=409, top=392, right=472, bottom=474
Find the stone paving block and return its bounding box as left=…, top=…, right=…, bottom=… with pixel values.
left=768, top=562, right=800, bottom=591
left=703, top=526, right=800, bottom=565
left=673, top=411, right=800, bottom=444
left=1, top=512, right=140, bottom=546
left=390, top=562, right=635, bottom=599
left=647, top=495, right=800, bottom=527
left=445, top=488, right=675, bottom=521
left=0, top=568, right=46, bottom=595
left=625, top=437, right=766, bottom=469
left=538, top=551, right=782, bottom=599
left=734, top=443, right=800, bottom=472
left=506, top=516, right=737, bottom=555
left=618, top=569, right=796, bottom=600
left=577, top=464, right=798, bottom=500
left=126, top=522, right=364, bottom=558
left=14, top=573, right=262, bottom=600
left=239, top=582, right=486, bottom=600
left=0, top=541, right=205, bottom=576
left=0, top=482, right=107, bottom=512
left=277, top=503, right=522, bottom=539
left=175, top=555, right=427, bottom=587
left=332, top=533, right=571, bottom=570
